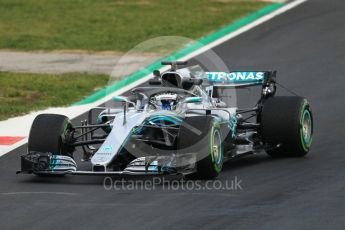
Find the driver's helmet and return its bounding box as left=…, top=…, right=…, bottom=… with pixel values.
left=155, top=93, right=177, bottom=110
left=158, top=99, right=174, bottom=110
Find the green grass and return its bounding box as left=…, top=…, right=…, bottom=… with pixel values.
left=0, top=0, right=268, bottom=51
left=0, top=0, right=270, bottom=120
left=0, top=72, right=109, bottom=120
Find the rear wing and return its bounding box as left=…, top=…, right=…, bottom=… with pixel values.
left=205, top=71, right=276, bottom=87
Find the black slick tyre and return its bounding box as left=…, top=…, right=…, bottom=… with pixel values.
left=178, top=116, right=223, bottom=179
left=28, top=114, right=74, bottom=156
left=261, top=96, right=313, bottom=157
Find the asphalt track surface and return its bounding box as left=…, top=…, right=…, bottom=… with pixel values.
left=1, top=0, right=345, bottom=229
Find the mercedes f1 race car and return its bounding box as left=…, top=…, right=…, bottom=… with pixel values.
left=19, top=61, right=313, bottom=179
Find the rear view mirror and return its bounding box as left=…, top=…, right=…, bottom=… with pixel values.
left=112, top=96, right=131, bottom=103
left=184, top=97, right=202, bottom=103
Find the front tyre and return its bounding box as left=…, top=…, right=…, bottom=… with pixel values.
left=261, top=96, right=313, bottom=157
left=28, top=114, right=75, bottom=156
left=197, top=123, right=223, bottom=178
left=178, top=116, right=223, bottom=179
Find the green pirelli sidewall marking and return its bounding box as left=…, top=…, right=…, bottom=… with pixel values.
left=300, top=101, right=313, bottom=152
left=210, top=123, right=223, bottom=173
left=73, top=2, right=284, bottom=106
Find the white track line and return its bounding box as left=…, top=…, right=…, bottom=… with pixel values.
left=0, top=0, right=308, bottom=157
left=180, top=0, right=308, bottom=61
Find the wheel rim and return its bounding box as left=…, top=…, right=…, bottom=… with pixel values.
left=300, top=108, right=313, bottom=150
left=211, top=128, right=223, bottom=171
left=61, top=122, right=73, bottom=156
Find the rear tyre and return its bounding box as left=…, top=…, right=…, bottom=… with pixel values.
left=261, top=96, right=313, bottom=157
left=28, top=114, right=74, bottom=156
left=178, top=116, right=223, bottom=179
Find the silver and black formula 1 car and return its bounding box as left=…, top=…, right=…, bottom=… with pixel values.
left=19, top=61, right=313, bottom=179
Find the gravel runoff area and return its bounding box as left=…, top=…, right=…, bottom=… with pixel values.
left=0, top=50, right=160, bottom=76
